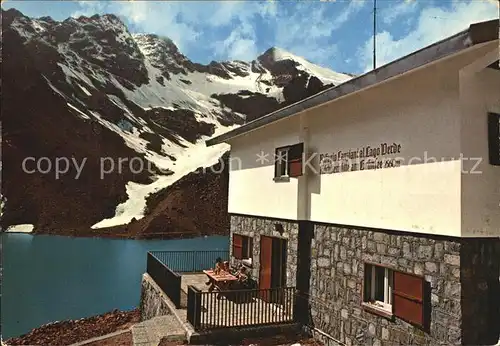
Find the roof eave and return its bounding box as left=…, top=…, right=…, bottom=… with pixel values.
left=206, top=19, right=498, bottom=147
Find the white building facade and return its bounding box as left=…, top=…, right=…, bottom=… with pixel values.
left=208, top=20, right=500, bottom=346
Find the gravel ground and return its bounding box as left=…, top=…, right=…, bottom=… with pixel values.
left=5, top=308, right=323, bottom=346
left=85, top=331, right=133, bottom=346
left=5, top=309, right=140, bottom=346
left=158, top=332, right=324, bottom=346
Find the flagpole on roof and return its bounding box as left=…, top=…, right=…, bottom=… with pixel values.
left=373, top=0, right=377, bottom=70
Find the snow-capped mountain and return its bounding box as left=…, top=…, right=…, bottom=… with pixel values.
left=1, top=8, right=353, bottom=236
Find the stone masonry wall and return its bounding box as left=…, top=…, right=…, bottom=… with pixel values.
left=309, top=226, right=457, bottom=345
left=229, top=214, right=299, bottom=287
left=460, top=239, right=500, bottom=345
left=308, top=225, right=500, bottom=346
left=140, top=273, right=172, bottom=321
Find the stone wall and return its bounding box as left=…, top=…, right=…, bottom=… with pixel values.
left=308, top=225, right=500, bottom=346
left=460, top=239, right=500, bottom=345
left=139, top=273, right=172, bottom=321
left=229, top=214, right=299, bottom=287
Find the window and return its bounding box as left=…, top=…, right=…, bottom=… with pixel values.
left=274, top=142, right=304, bottom=180
left=488, top=112, right=500, bottom=165
left=363, top=263, right=426, bottom=328
left=232, top=234, right=253, bottom=260
left=363, top=263, right=393, bottom=315
left=275, top=147, right=289, bottom=177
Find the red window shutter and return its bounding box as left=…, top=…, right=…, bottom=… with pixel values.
left=288, top=143, right=304, bottom=177
left=232, top=234, right=243, bottom=259
left=393, top=271, right=424, bottom=327
left=488, top=113, right=500, bottom=165
left=289, top=160, right=303, bottom=177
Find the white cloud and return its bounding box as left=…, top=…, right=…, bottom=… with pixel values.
left=113, top=1, right=149, bottom=24
left=227, top=38, right=258, bottom=61
left=71, top=0, right=365, bottom=69
left=359, top=0, right=499, bottom=72
left=110, top=2, right=200, bottom=52
left=71, top=1, right=105, bottom=18
left=213, top=21, right=258, bottom=61
left=92, top=1, right=272, bottom=61
left=271, top=1, right=366, bottom=68
left=208, top=2, right=277, bottom=61
left=207, top=0, right=360, bottom=64
left=331, top=0, right=366, bottom=30
left=381, top=0, right=418, bottom=25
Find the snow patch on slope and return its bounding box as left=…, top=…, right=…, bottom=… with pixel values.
left=67, top=103, right=91, bottom=119
left=87, top=110, right=173, bottom=170
left=78, top=83, right=92, bottom=96
left=271, top=47, right=352, bottom=85
left=6, top=12, right=354, bottom=231
left=6, top=224, right=34, bottom=233
left=91, top=126, right=235, bottom=228
left=175, top=70, right=281, bottom=99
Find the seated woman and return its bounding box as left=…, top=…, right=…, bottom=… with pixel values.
left=231, top=266, right=249, bottom=289
left=238, top=266, right=248, bottom=281
left=213, top=257, right=223, bottom=274
left=206, top=257, right=223, bottom=286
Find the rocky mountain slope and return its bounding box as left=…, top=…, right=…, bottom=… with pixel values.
left=1, top=8, right=353, bottom=237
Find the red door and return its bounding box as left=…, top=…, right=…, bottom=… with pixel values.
left=259, top=235, right=273, bottom=301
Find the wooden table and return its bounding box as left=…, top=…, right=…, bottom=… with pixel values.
left=203, top=270, right=238, bottom=290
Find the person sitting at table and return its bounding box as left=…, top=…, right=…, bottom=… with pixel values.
left=206, top=257, right=223, bottom=286
left=208, top=261, right=231, bottom=294
left=231, top=266, right=249, bottom=289
left=237, top=266, right=248, bottom=281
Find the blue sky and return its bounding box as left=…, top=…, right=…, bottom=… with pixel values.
left=3, top=0, right=498, bottom=74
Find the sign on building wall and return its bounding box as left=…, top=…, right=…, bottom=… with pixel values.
left=319, top=142, right=403, bottom=174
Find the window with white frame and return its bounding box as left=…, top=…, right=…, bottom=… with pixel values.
left=275, top=147, right=289, bottom=178
left=363, top=263, right=393, bottom=314
left=363, top=263, right=427, bottom=327
left=274, top=143, right=304, bottom=180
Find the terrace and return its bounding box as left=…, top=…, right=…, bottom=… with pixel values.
left=145, top=250, right=298, bottom=338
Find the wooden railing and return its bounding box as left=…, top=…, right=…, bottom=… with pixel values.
left=187, top=286, right=296, bottom=331
left=149, top=250, right=229, bottom=273
left=146, top=252, right=182, bottom=308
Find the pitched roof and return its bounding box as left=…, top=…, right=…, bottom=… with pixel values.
left=207, top=19, right=499, bottom=147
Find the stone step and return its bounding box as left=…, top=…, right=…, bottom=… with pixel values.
left=132, top=315, right=186, bottom=346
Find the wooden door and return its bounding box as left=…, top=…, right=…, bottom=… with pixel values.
left=271, top=238, right=287, bottom=288
left=259, top=235, right=273, bottom=301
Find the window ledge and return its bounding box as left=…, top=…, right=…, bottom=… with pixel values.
left=273, top=176, right=290, bottom=183
left=362, top=302, right=394, bottom=320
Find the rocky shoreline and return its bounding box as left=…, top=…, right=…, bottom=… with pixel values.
left=5, top=309, right=140, bottom=346
left=26, top=226, right=224, bottom=241
left=3, top=308, right=326, bottom=346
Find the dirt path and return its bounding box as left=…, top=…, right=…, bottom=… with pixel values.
left=85, top=332, right=133, bottom=346
left=5, top=309, right=140, bottom=346
left=157, top=333, right=324, bottom=346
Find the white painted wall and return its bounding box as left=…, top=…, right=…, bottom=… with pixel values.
left=306, top=52, right=463, bottom=237
left=459, top=47, right=500, bottom=237
left=227, top=42, right=500, bottom=238
left=228, top=116, right=300, bottom=220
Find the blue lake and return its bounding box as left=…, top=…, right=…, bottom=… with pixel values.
left=1, top=233, right=228, bottom=339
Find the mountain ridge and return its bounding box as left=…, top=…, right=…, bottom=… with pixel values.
left=1, top=8, right=353, bottom=237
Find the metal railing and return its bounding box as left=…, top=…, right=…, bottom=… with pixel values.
left=146, top=252, right=182, bottom=308
left=187, top=286, right=296, bottom=331
left=149, top=250, right=229, bottom=273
